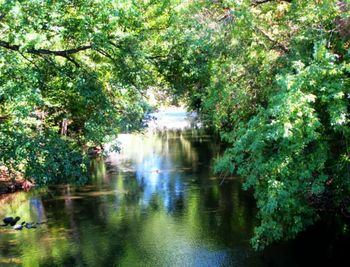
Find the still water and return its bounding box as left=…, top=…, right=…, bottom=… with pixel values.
left=0, top=110, right=348, bottom=266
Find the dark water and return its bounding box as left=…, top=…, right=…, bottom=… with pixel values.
left=0, top=111, right=349, bottom=267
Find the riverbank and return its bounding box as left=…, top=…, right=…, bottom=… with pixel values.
left=0, top=178, right=34, bottom=195
left=0, top=143, right=105, bottom=196
left=0, top=167, right=34, bottom=195
left=0, top=179, right=27, bottom=195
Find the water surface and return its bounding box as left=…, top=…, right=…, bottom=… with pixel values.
left=0, top=110, right=348, bottom=266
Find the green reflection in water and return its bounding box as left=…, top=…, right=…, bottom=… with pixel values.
left=0, top=126, right=262, bottom=267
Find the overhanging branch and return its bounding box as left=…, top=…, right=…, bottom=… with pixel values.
left=254, top=27, right=289, bottom=52
left=252, top=0, right=292, bottom=6
left=0, top=40, right=92, bottom=57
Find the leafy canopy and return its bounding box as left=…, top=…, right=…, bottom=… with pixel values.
left=163, top=0, right=350, bottom=249
left=1, top=0, right=349, bottom=250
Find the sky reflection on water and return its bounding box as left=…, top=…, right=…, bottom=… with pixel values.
left=1, top=109, right=346, bottom=266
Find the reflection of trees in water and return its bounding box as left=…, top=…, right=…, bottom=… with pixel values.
left=154, top=129, right=209, bottom=168
left=127, top=129, right=208, bottom=212
left=0, top=128, right=258, bottom=266
left=90, top=158, right=108, bottom=185
left=33, top=186, right=129, bottom=266
left=111, top=128, right=257, bottom=248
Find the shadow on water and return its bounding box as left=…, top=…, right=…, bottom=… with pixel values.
left=0, top=110, right=349, bottom=266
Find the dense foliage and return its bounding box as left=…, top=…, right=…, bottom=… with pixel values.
left=0, top=0, right=349, bottom=250
left=159, top=0, right=350, bottom=249
left=0, top=0, right=167, bottom=184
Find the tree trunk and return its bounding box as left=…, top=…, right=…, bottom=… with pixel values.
left=61, top=118, right=68, bottom=136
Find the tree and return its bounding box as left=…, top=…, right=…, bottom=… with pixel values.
left=1, top=0, right=349, bottom=250
left=169, top=0, right=350, bottom=249
left=0, top=0, right=167, bottom=184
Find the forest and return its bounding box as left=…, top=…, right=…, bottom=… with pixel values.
left=0, top=0, right=349, bottom=251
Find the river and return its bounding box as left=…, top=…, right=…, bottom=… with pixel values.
left=0, top=109, right=348, bottom=266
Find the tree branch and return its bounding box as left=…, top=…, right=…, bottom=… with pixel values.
left=18, top=51, right=41, bottom=71
left=252, top=0, right=292, bottom=6
left=108, top=40, right=121, bottom=49
left=65, top=56, right=80, bottom=68
left=0, top=114, right=11, bottom=123
left=0, top=40, right=92, bottom=57
left=146, top=54, right=169, bottom=60
left=95, top=48, right=115, bottom=61
left=254, top=27, right=289, bottom=52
